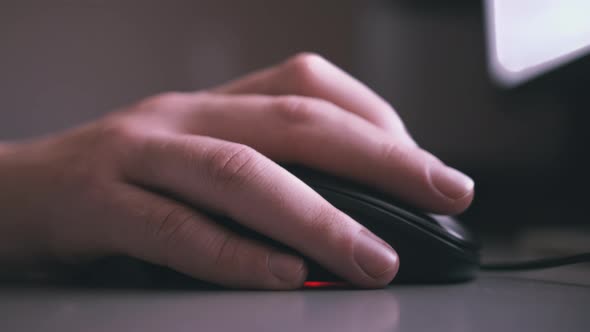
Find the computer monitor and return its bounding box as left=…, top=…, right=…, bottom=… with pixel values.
left=484, top=0, right=590, bottom=87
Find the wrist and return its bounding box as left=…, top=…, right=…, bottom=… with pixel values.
left=0, top=140, right=50, bottom=266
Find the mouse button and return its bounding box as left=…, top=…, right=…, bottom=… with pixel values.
left=429, top=214, right=467, bottom=240
left=313, top=183, right=443, bottom=234
left=337, top=187, right=440, bottom=228
left=429, top=215, right=477, bottom=246
left=330, top=187, right=480, bottom=248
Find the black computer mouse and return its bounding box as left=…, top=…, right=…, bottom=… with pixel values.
left=286, top=166, right=480, bottom=284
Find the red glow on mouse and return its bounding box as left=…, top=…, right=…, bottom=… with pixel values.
left=303, top=281, right=349, bottom=288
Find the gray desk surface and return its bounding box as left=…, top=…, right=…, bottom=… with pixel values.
left=2, top=274, right=589, bottom=332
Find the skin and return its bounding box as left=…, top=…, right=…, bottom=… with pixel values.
left=0, top=53, right=474, bottom=289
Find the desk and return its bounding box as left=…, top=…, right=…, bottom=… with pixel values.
left=2, top=275, right=589, bottom=332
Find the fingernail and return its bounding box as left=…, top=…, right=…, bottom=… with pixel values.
left=353, top=230, right=399, bottom=279
left=430, top=164, right=474, bottom=200
left=269, top=252, right=306, bottom=283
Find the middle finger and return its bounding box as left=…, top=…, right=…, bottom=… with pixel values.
left=173, top=93, right=474, bottom=215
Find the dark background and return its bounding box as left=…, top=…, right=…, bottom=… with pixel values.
left=1, top=0, right=588, bottom=234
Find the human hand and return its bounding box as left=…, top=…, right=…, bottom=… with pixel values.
left=0, top=53, right=474, bottom=289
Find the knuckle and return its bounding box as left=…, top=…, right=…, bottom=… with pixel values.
left=152, top=207, right=194, bottom=243
left=205, top=143, right=266, bottom=190
left=286, top=52, right=327, bottom=71
left=381, top=142, right=437, bottom=165
left=379, top=142, right=435, bottom=184
left=272, top=95, right=324, bottom=124
left=204, top=231, right=265, bottom=282
left=58, top=118, right=145, bottom=187
left=380, top=143, right=408, bottom=165
left=305, top=203, right=359, bottom=252
left=207, top=234, right=277, bottom=287
left=150, top=206, right=196, bottom=263
left=283, top=52, right=328, bottom=90
left=135, top=91, right=187, bottom=111
left=306, top=203, right=347, bottom=237
left=100, top=118, right=144, bottom=146
left=208, top=232, right=240, bottom=269
left=93, top=118, right=150, bottom=171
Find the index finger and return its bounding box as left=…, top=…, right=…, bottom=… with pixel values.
left=211, top=53, right=414, bottom=144
left=125, top=134, right=399, bottom=288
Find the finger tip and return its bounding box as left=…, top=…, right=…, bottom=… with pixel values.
left=426, top=163, right=475, bottom=215
left=427, top=194, right=474, bottom=216
left=430, top=165, right=474, bottom=200
left=351, top=231, right=400, bottom=288
left=368, top=257, right=399, bottom=288
left=354, top=268, right=398, bottom=289
left=268, top=252, right=309, bottom=287
left=291, top=262, right=310, bottom=289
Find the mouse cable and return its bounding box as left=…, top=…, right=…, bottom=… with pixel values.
left=480, top=252, right=590, bottom=271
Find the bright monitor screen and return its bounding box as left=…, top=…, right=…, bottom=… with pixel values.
left=485, top=0, right=590, bottom=87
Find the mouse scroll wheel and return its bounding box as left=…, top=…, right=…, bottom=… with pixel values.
left=429, top=214, right=468, bottom=240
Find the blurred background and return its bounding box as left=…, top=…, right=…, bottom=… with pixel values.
left=1, top=0, right=589, bottom=270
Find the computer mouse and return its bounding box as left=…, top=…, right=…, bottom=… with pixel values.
left=285, top=166, right=480, bottom=284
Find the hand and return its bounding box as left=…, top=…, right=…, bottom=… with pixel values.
left=0, top=53, right=474, bottom=289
